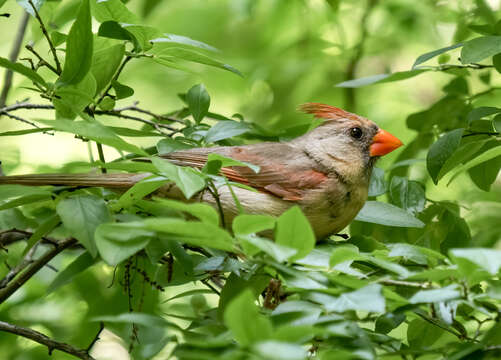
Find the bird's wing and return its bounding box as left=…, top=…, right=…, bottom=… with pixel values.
left=162, top=144, right=328, bottom=201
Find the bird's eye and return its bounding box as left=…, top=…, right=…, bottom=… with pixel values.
left=350, top=127, right=363, bottom=139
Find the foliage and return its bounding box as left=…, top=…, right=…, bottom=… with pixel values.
left=0, top=1, right=500, bottom=360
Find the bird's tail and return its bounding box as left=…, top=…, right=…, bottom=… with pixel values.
left=0, top=173, right=150, bottom=188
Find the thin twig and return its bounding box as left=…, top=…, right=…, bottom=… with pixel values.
left=0, top=11, right=30, bottom=107
left=0, top=102, right=54, bottom=112
left=379, top=278, right=430, bottom=289
left=94, top=56, right=132, bottom=107
left=28, top=0, right=62, bottom=74
left=116, top=104, right=185, bottom=125
left=25, top=44, right=60, bottom=75
left=94, top=109, right=178, bottom=133
left=462, top=131, right=500, bottom=138
left=0, top=320, right=95, bottom=360
left=0, top=229, right=59, bottom=247
left=96, top=143, right=107, bottom=174
left=0, top=111, right=42, bottom=128
left=0, top=237, right=77, bottom=304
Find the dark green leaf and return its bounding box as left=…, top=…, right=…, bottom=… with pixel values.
left=95, top=222, right=154, bottom=266
left=389, top=177, right=425, bottom=214
left=466, top=106, right=501, bottom=124
left=426, top=128, right=464, bottom=184
left=156, top=137, right=193, bottom=155
left=355, top=201, right=425, bottom=228
left=186, top=84, right=210, bottom=123
left=58, top=0, right=93, bottom=85
left=111, top=80, right=134, bottom=100
left=223, top=289, right=273, bottom=346
left=47, top=251, right=99, bottom=293
left=151, top=157, right=206, bottom=199
left=91, top=42, right=125, bottom=95
left=205, top=121, right=251, bottom=143
left=57, top=195, right=112, bottom=257
left=461, top=36, right=501, bottom=63
left=276, top=206, right=315, bottom=261
left=412, top=43, right=463, bottom=68
left=368, top=167, right=387, bottom=197
left=154, top=198, right=219, bottom=225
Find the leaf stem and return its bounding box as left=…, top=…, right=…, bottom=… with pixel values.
left=28, top=0, right=62, bottom=74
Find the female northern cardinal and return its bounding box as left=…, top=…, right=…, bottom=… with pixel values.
left=0, top=103, right=402, bottom=238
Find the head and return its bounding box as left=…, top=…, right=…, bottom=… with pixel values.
left=297, top=103, right=402, bottom=181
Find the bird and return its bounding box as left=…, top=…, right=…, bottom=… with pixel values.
left=0, top=103, right=402, bottom=239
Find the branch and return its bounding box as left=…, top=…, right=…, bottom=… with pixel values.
left=0, top=241, right=40, bottom=289
left=0, top=11, right=30, bottom=107
left=0, top=102, right=182, bottom=134
left=0, top=321, right=95, bottom=360
left=28, top=0, right=62, bottom=74
left=0, top=237, right=77, bottom=304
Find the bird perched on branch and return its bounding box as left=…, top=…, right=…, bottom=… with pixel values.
left=0, top=103, right=402, bottom=239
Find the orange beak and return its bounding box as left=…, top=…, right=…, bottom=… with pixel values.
left=370, top=129, right=403, bottom=157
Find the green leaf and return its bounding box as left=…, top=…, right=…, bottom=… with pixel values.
left=409, top=284, right=461, bottom=304
left=95, top=222, right=154, bottom=266
left=468, top=140, right=501, bottom=191
left=355, top=201, right=425, bottom=228
left=53, top=73, right=96, bottom=119
left=156, top=48, right=242, bottom=76
left=275, top=206, right=315, bottom=261
left=50, top=31, right=67, bottom=47
left=57, top=195, right=112, bottom=257
left=335, top=70, right=428, bottom=88
left=205, top=121, right=251, bottom=143
left=92, top=0, right=137, bottom=23
left=91, top=313, right=168, bottom=328
left=204, top=153, right=260, bottom=174
left=23, top=214, right=60, bottom=256
left=143, top=218, right=235, bottom=252
left=238, top=235, right=297, bottom=262
left=329, top=245, right=360, bottom=268
left=461, top=36, right=501, bottom=64
left=412, top=43, right=463, bottom=68
left=186, top=84, right=210, bottom=123
left=0, top=193, right=51, bottom=211
left=223, top=289, right=273, bottom=346
left=233, top=214, right=276, bottom=235
left=47, top=251, right=99, bottom=294
left=436, top=138, right=489, bottom=182
left=111, top=80, right=134, bottom=100
left=151, top=157, right=206, bottom=199
left=311, top=284, right=385, bottom=312
left=0, top=57, right=47, bottom=87
left=407, top=318, right=445, bottom=349
left=156, top=138, right=193, bottom=155
left=368, top=167, right=386, bottom=197
left=466, top=106, right=501, bottom=124
left=0, top=128, right=53, bottom=137
left=447, top=143, right=501, bottom=185
left=389, top=177, right=425, bottom=214
left=154, top=198, right=219, bottom=225
left=38, top=118, right=147, bottom=155
left=426, top=128, right=464, bottom=184
left=114, top=175, right=168, bottom=210
left=58, top=0, right=93, bottom=85
left=253, top=341, right=307, bottom=360
left=450, top=248, right=501, bottom=275
left=151, top=33, right=219, bottom=52
left=91, top=43, right=125, bottom=95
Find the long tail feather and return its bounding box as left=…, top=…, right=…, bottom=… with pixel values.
left=0, top=173, right=149, bottom=188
